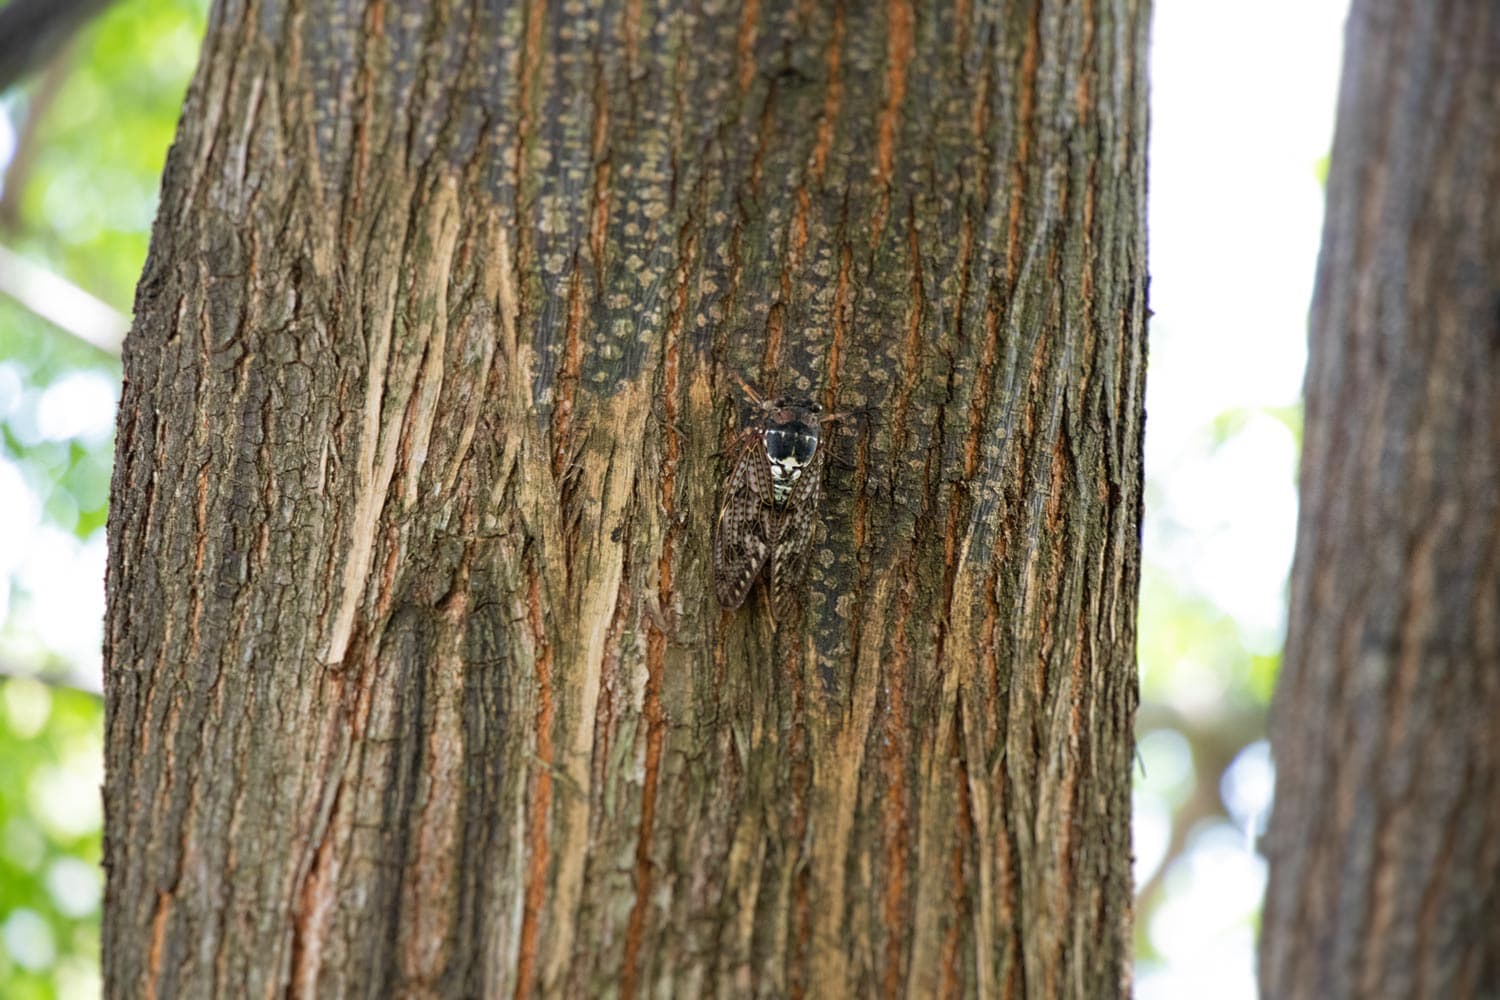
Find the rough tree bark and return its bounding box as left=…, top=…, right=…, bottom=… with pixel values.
left=104, top=0, right=1146, bottom=996
left=1262, top=2, right=1500, bottom=997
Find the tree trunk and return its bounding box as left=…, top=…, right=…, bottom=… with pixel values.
left=1261, top=2, right=1500, bottom=996
left=103, top=1, right=1147, bottom=996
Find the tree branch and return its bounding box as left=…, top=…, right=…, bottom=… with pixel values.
left=0, top=244, right=126, bottom=355
left=1, top=44, right=75, bottom=229
left=1134, top=702, right=1266, bottom=915
left=0, top=0, right=115, bottom=94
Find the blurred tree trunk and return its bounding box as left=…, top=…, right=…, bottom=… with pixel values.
left=103, top=0, right=1146, bottom=996
left=1262, top=2, right=1500, bottom=996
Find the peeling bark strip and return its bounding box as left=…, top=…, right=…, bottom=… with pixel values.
left=1262, top=2, right=1500, bottom=997
left=103, top=0, right=1147, bottom=997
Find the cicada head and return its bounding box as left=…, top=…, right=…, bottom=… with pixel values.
left=761, top=400, right=823, bottom=506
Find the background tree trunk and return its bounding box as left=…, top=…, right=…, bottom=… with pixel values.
left=103, top=0, right=1147, bottom=996
left=1261, top=2, right=1500, bottom=996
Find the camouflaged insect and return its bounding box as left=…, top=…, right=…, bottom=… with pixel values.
left=713, top=375, right=848, bottom=620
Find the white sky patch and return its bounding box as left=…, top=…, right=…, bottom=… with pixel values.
left=28, top=732, right=104, bottom=840
left=1, top=908, right=55, bottom=972
left=0, top=362, right=23, bottom=418
left=46, top=856, right=104, bottom=918
left=1150, top=0, right=1347, bottom=405
left=1133, top=792, right=1172, bottom=890
left=0, top=103, right=15, bottom=187
left=1221, top=740, right=1275, bottom=844
left=1133, top=728, right=1196, bottom=888
left=33, top=370, right=120, bottom=444
left=9, top=526, right=106, bottom=687
left=1141, top=822, right=1268, bottom=1000
left=0, top=457, right=42, bottom=628
left=1149, top=413, right=1300, bottom=645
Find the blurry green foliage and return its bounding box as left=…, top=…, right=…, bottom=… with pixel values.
left=11, top=0, right=208, bottom=307
left=1, top=0, right=209, bottom=995
left=1138, top=565, right=1271, bottom=707
left=0, top=302, right=116, bottom=544
left=0, top=679, right=104, bottom=1000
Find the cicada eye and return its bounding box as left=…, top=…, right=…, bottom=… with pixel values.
left=764, top=429, right=795, bottom=461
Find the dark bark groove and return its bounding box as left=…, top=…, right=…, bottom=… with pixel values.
left=103, top=0, right=1148, bottom=996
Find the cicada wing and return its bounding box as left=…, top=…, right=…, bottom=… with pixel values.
left=770, top=447, right=825, bottom=621
left=713, top=429, right=775, bottom=609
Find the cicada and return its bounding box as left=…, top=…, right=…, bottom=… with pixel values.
left=713, top=375, right=850, bottom=620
